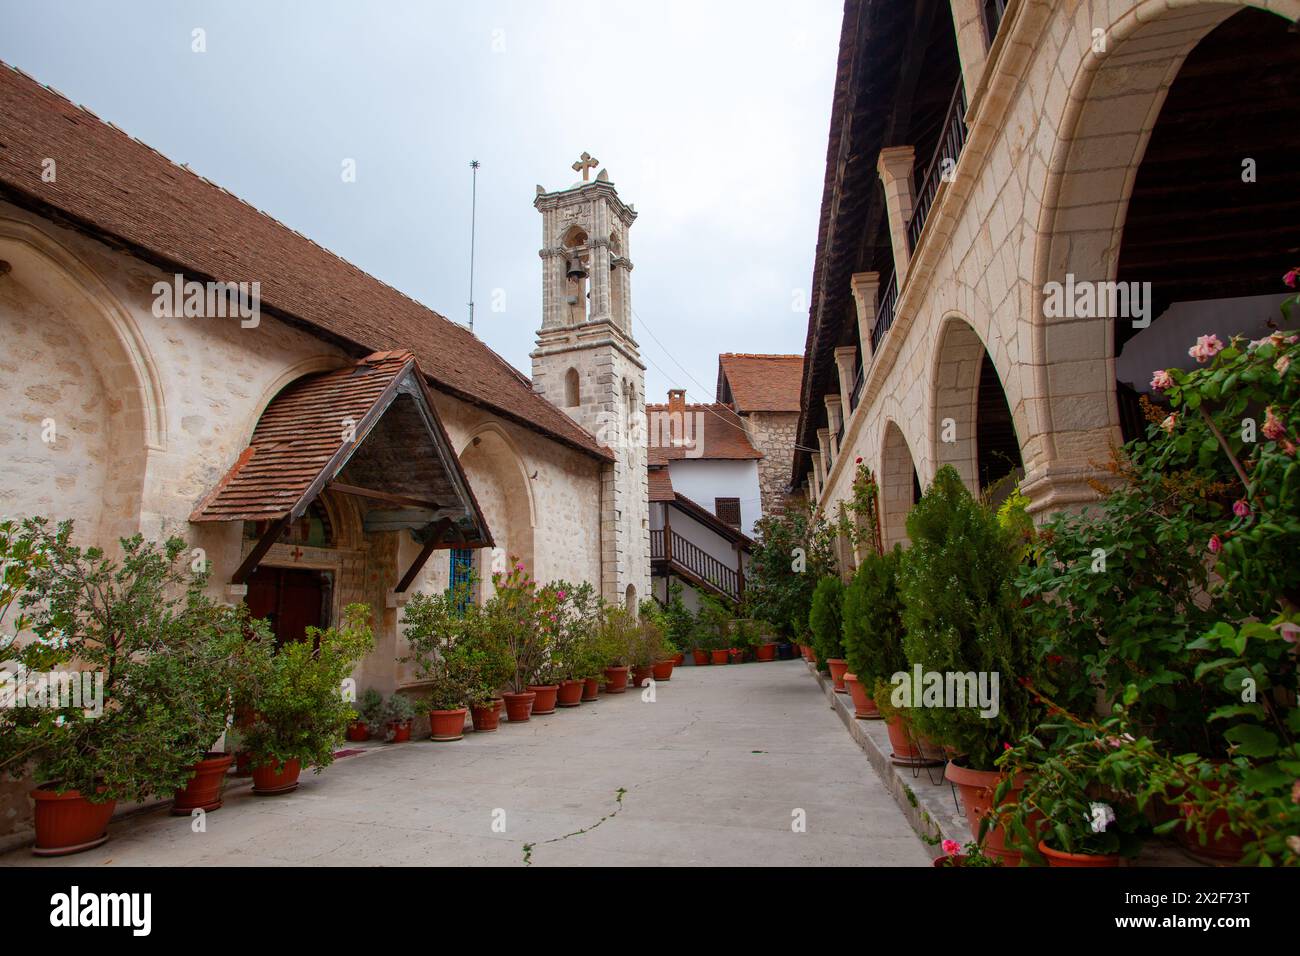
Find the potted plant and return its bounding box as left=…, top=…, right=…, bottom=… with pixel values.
left=899, top=467, right=1040, bottom=862
left=400, top=589, right=477, bottom=741
left=235, top=603, right=374, bottom=793
left=808, top=575, right=846, bottom=688
left=595, top=605, right=637, bottom=692
left=489, top=562, right=549, bottom=720
left=1, top=520, right=260, bottom=854
left=842, top=546, right=906, bottom=721
left=381, top=693, right=416, bottom=742
left=348, top=687, right=383, bottom=742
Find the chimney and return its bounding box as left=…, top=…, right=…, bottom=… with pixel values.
left=667, top=388, right=686, bottom=415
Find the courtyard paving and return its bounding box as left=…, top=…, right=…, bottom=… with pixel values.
left=2, top=659, right=931, bottom=867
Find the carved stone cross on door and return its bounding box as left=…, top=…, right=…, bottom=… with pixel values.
left=572, top=151, right=599, bottom=181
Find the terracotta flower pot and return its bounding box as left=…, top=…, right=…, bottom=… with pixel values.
left=826, top=658, right=849, bottom=692
left=430, top=707, right=468, bottom=740
left=556, top=679, right=584, bottom=707
left=503, top=691, right=537, bottom=721
left=843, top=673, right=880, bottom=719
left=672, top=652, right=685, bottom=666
left=171, top=752, right=234, bottom=815
left=386, top=720, right=412, bottom=743
left=756, top=643, right=777, bottom=662
left=1173, top=778, right=1250, bottom=863
left=692, top=648, right=710, bottom=666
left=495, top=698, right=505, bottom=714
left=252, top=758, right=302, bottom=795
left=710, top=649, right=730, bottom=665
left=30, top=786, right=116, bottom=856
left=631, top=665, right=654, bottom=687
left=581, top=677, right=600, bottom=701
left=234, top=750, right=253, bottom=777
left=651, top=659, right=675, bottom=681
left=1038, top=840, right=1121, bottom=868
left=798, top=643, right=808, bottom=660
left=471, top=702, right=501, bottom=732
left=945, top=761, right=1031, bottom=865
left=528, top=684, right=560, bottom=715
left=729, top=648, right=745, bottom=664
left=345, top=721, right=370, bottom=742
left=932, top=854, right=968, bottom=867
left=807, top=647, right=819, bottom=665
left=885, top=713, right=924, bottom=761
left=603, top=665, right=630, bottom=693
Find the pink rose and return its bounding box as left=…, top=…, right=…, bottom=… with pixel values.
left=1284, top=267, right=1300, bottom=289
left=1232, top=499, right=1250, bottom=518
left=942, top=839, right=961, bottom=856
left=1282, top=438, right=1298, bottom=457
left=1277, top=354, right=1291, bottom=376
left=556, top=590, right=567, bottom=600
left=1160, top=413, right=1177, bottom=433
left=1150, top=369, right=1174, bottom=391
left=515, top=562, right=525, bottom=572
left=1208, top=534, right=1222, bottom=554
left=1188, top=334, right=1224, bottom=363
left=1263, top=407, right=1286, bottom=441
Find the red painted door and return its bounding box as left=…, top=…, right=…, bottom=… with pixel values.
left=245, top=566, right=328, bottom=646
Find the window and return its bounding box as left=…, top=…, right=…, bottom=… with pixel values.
left=449, top=548, right=474, bottom=613
left=715, top=497, right=741, bottom=529
left=564, top=368, right=580, bottom=407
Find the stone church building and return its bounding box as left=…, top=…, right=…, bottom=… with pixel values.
left=0, top=61, right=650, bottom=720
left=795, top=0, right=1299, bottom=552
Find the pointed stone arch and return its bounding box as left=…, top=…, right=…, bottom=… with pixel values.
left=0, top=216, right=166, bottom=546
left=458, top=421, right=537, bottom=579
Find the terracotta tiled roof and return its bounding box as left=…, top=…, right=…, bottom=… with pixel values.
left=648, top=466, right=675, bottom=502
left=191, top=350, right=490, bottom=546
left=717, top=353, right=805, bottom=413
left=0, top=63, right=610, bottom=462
left=645, top=401, right=762, bottom=463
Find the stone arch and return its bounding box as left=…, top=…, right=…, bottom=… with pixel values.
left=625, top=583, right=637, bottom=614
left=1027, top=0, right=1300, bottom=510
left=930, top=313, right=1023, bottom=497
left=0, top=217, right=166, bottom=547
left=458, top=421, right=536, bottom=580
left=239, top=354, right=351, bottom=447
left=879, top=419, right=920, bottom=551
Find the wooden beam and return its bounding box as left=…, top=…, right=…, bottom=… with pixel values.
left=231, top=515, right=291, bottom=585
left=329, top=482, right=444, bottom=511
left=394, top=518, right=451, bottom=593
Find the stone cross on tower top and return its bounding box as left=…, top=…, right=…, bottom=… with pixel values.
left=572, top=151, right=599, bottom=181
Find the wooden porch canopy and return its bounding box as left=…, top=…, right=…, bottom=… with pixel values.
left=191, top=350, right=492, bottom=591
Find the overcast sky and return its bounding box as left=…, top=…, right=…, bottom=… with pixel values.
left=0, top=0, right=842, bottom=405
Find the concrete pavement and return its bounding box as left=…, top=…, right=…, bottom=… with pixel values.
left=1, top=659, right=931, bottom=867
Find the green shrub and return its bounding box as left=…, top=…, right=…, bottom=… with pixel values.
left=2, top=518, right=256, bottom=801
left=899, top=467, right=1038, bottom=771
left=842, top=545, right=906, bottom=690
left=808, top=575, right=845, bottom=667
left=237, top=603, right=374, bottom=772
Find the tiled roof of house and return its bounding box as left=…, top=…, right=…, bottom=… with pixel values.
left=648, top=465, right=675, bottom=502
left=0, top=62, right=610, bottom=462
left=645, top=401, right=762, bottom=464
left=717, top=353, right=805, bottom=413
left=191, top=350, right=490, bottom=546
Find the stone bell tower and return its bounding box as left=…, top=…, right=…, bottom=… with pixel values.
left=531, top=152, right=649, bottom=608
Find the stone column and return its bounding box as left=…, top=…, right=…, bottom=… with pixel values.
left=816, top=427, right=832, bottom=491
left=850, top=272, right=880, bottom=359
left=833, top=346, right=857, bottom=418
left=825, top=395, right=843, bottom=459
left=949, top=0, right=989, bottom=104
left=877, top=147, right=917, bottom=282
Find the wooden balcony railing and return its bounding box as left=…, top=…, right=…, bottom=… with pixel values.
left=651, top=528, right=740, bottom=601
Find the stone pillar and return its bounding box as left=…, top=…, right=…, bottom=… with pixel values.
left=850, top=272, right=880, bottom=359
left=825, top=395, right=843, bottom=459
left=833, top=346, right=857, bottom=418
left=949, top=0, right=989, bottom=104
left=816, top=427, right=832, bottom=490
left=877, top=147, right=917, bottom=282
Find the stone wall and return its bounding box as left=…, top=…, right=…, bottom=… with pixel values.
left=745, top=410, right=799, bottom=517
